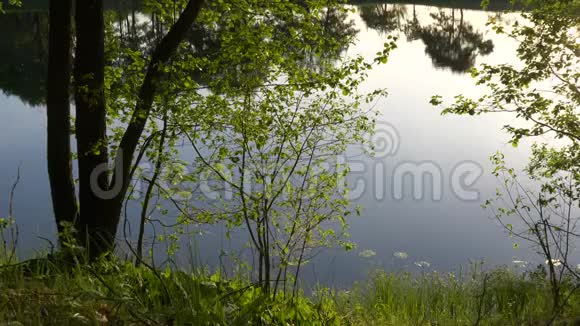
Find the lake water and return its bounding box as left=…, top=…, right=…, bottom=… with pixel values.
left=0, top=2, right=553, bottom=287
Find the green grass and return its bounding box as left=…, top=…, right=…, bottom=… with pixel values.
left=336, top=268, right=580, bottom=325
left=1, top=257, right=580, bottom=325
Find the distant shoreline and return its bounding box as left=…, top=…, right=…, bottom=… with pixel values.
left=350, top=0, right=509, bottom=11
left=2, top=0, right=510, bottom=12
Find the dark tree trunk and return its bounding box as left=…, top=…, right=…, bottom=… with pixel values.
left=109, top=0, right=205, bottom=228
left=46, top=0, right=205, bottom=260
left=73, top=0, right=111, bottom=258
left=47, top=0, right=78, bottom=237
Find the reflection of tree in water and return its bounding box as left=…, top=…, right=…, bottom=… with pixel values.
left=0, top=3, right=357, bottom=105
left=419, top=9, right=494, bottom=72
left=359, top=3, right=407, bottom=35
left=403, top=5, right=421, bottom=42
left=108, top=4, right=357, bottom=92
left=359, top=4, right=495, bottom=73
left=0, top=13, right=48, bottom=106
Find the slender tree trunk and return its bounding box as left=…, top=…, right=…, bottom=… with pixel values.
left=74, top=0, right=110, bottom=258
left=47, top=0, right=78, bottom=237
left=109, top=0, right=205, bottom=229
left=264, top=213, right=271, bottom=293
left=136, top=114, right=168, bottom=266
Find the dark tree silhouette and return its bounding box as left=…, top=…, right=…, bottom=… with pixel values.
left=419, top=9, right=494, bottom=72
left=359, top=3, right=407, bottom=35
left=359, top=5, right=494, bottom=73
left=46, top=0, right=206, bottom=259
left=403, top=5, right=421, bottom=42
left=47, top=0, right=77, bottom=241
left=0, top=12, right=48, bottom=106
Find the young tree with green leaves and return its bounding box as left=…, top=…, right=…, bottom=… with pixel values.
left=46, top=0, right=384, bottom=264
left=174, top=55, right=392, bottom=294
left=103, top=1, right=395, bottom=292
left=433, top=0, right=579, bottom=314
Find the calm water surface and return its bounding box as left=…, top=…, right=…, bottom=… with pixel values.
left=0, top=2, right=554, bottom=286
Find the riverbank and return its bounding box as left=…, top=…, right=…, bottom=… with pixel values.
left=1, top=256, right=579, bottom=325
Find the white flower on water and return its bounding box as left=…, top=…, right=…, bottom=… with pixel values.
left=359, top=249, right=377, bottom=258
left=545, top=259, right=562, bottom=267
left=414, top=261, right=431, bottom=268
left=393, top=251, right=408, bottom=260
left=512, top=260, right=528, bottom=268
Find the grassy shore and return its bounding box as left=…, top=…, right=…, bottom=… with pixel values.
left=1, top=257, right=579, bottom=325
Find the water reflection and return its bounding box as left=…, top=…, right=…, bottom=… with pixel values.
left=0, top=2, right=503, bottom=107
left=419, top=9, right=494, bottom=72
left=0, top=4, right=357, bottom=105
left=0, top=3, right=499, bottom=107
left=0, top=12, right=48, bottom=106
left=358, top=4, right=495, bottom=72
left=359, top=3, right=408, bottom=35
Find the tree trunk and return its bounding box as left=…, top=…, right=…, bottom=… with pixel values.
left=108, top=0, right=205, bottom=229
left=73, top=0, right=111, bottom=258
left=47, top=0, right=205, bottom=260
left=47, top=0, right=78, bottom=237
